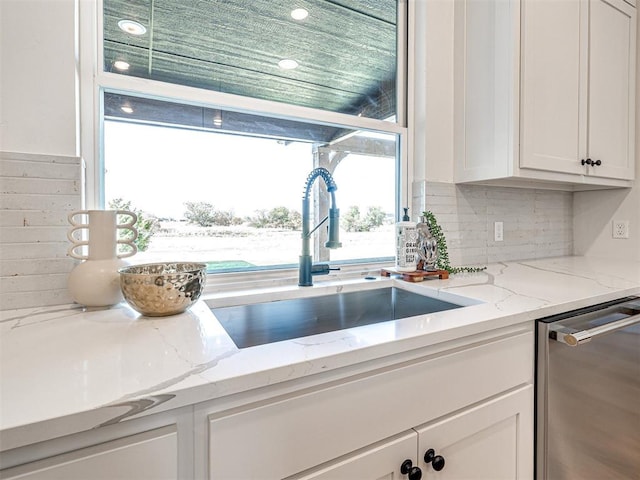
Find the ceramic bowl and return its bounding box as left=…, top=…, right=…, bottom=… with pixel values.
left=119, top=262, right=207, bottom=316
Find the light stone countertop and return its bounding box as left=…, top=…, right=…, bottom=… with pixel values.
left=1, top=255, right=639, bottom=449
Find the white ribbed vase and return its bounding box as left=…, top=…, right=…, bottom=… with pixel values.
left=67, top=210, right=138, bottom=307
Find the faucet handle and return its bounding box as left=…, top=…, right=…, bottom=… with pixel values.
left=310, top=264, right=340, bottom=275
left=325, top=207, right=342, bottom=249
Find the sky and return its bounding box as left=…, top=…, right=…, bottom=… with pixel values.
left=104, top=121, right=395, bottom=221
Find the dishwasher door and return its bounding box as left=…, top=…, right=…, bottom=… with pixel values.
left=536, top=297, right=640, bottom=480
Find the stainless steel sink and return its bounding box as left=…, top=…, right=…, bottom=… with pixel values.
left=210, top=287, right=465, bottom=348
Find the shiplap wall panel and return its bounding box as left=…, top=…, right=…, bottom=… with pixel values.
left=2, top=210, right=71, bottom=226
left=0, top=258, right=74, bottom=277
left=2, top=177, right=80, bottom=195
left=412, top=181, right=573, bottom=267
left=0, top=158, right=80, bottom=179
left=0, top=226, right=70, bottom=243
left=1, top=243, right=71, bottom=260
left=0, top=151, right=81, bottom=310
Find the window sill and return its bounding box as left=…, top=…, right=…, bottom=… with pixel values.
left=202, top=260, right=394, bottom=298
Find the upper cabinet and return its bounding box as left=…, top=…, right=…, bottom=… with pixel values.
left=455, top=0, right=636, bottom=190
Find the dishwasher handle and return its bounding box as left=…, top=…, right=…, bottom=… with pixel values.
left=550, top=313, right=640, bottom=346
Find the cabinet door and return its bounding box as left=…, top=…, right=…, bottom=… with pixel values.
left=416, top=386, right=533, bottom=480
left=0, top=427, right=178, bottom=480
left=587, top=0, right=636, bottom=180
left=519, top=0, right=586, bottom=175
left=286, top=431, right=417, bottom=480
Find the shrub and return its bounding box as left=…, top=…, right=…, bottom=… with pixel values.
left=108, top=198, right=159, bottom=252
left=184, top=202, right=242, bottom=227
left=248, top=207, right=302, bottom=230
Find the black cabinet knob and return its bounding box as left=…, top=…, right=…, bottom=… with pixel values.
left=432, top=455, right=445, bottom=471
left=424, top=448, right=446, bottom=472
left=400, top=459, right=422, bottom=480
left=581, top=158, right=602, bottom=167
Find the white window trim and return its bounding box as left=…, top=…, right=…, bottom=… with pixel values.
left=79, top=0, right=413, bottom=289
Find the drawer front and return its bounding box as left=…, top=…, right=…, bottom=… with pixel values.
left=0, top=427, right=177, bottom=480
left=208, top=330, right=533, bottom=479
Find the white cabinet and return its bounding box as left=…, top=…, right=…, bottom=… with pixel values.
left=288, top=386, right=533, bottom=480
left=0, top=427, right=178, bottom=480
left=519, top=0, right=585, bottom=177
left=455, top=0, right=636, bottom=189
left=0, top=407, right=193, bottom=480
left=202, top=325, right=534, bottom=480
left=586, top=0, right=637, bottom=180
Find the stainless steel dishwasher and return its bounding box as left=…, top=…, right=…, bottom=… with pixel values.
left=536, top=296, right=640, bottom=480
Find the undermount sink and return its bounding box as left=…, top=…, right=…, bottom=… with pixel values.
left=210, top=286, right=470, bottom=348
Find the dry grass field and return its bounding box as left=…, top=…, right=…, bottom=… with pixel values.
left=133, top=222, right=394, bottom=269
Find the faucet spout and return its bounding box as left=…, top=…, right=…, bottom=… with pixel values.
left=299, top=167, right=341, bottom=286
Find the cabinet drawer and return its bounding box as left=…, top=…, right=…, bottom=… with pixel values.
left=208, top=330, right=533, bottom=479
left=0, top=426, right=177, bottom=480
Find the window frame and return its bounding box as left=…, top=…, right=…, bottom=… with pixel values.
left=79, top=0, right=413, bottom=280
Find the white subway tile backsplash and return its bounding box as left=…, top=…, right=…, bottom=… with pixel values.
left=413, top=181, right=573, bottom=268
left=1, top=151, right=80, bottom=310
left=0, top=154, right=575, bottom=310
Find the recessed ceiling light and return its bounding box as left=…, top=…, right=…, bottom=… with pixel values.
left=118, top=19, right=147, bottom=35
left=120, top=105, right=134, bottom=114
left=113, top=60, right=130, bottom=71
left=278, top=59, right=299, bottom=70
left=291, top=8, right=309, bottom=20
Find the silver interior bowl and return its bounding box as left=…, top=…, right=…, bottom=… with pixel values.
left=119, top=262, right=207, bottom=316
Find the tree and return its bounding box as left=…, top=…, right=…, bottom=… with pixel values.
left=343, top=206, right=363, bottom=232
left=183, top=202, right=242, bottom=226
left=184, top=202, right=217, bottom=227
left=343, top=206, right=387, bottom=232
left=108, top=198, right=159, bottom=252
left=364, top=206, right=386, bottom=229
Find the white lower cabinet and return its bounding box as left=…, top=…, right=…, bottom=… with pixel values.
left=204, top=325, right=534, bottom=480
left=0, top=326, right=534, bottom=480
left=0, top=426, right=178, bottom=480
left=288, top=386, right=533, bottom=480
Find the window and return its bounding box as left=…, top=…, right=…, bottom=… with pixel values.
left=88, top=0, right=408, bottom=274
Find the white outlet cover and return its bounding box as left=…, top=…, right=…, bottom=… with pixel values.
left=612, top=220, right=630, bottom=239
left=494, top=221, right=504, bottom=242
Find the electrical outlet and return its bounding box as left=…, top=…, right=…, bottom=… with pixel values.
left=612, top=220, right=630, bottom=239
left=494, top=221, right=504, bottom=242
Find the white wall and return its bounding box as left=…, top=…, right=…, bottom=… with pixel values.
left=573, top=11, right=640, bottom=261
left=0, top=0, right=78, bottom=156
left=0, top=0, right=81, bottom=309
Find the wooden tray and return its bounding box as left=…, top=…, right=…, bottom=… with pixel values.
left=381, top=267, right=449, bottom=282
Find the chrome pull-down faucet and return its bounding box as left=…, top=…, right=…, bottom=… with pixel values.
left=299, top=167, right=341, bottom=286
